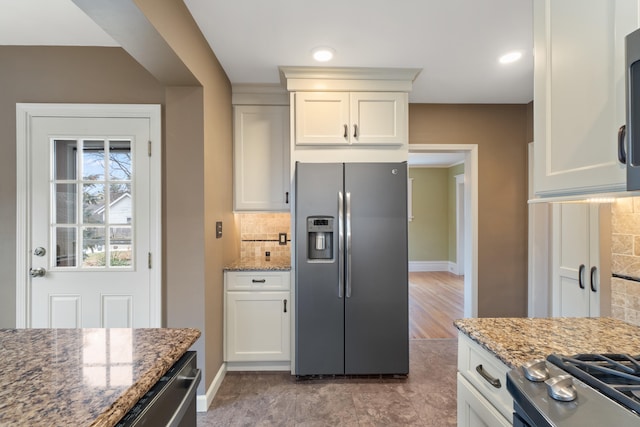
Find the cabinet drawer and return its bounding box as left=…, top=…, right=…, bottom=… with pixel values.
left=225, top=271, right=290, bottom=291
left=458, top=332, right=512, bottom=421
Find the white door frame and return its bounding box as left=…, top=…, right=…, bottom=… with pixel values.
left=409, top=144, right=478, bottom=318
left=16, top=103, right=162, bottom=328
left=455, top=174, right=465, bottom=276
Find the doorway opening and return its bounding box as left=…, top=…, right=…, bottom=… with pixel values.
left=407, top=144, right=478, bottom=338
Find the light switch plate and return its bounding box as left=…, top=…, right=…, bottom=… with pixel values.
left=216, top=221, right=222, bottom=238
left=279, top=232, right=287, bottom=245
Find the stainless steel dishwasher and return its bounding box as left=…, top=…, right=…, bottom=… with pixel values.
left=115, top=351, right=201, bottom=427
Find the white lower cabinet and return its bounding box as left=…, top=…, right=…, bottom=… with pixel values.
left=224, top=271, right=290, bottom=371
left=457, top=332, right=512, bottom=427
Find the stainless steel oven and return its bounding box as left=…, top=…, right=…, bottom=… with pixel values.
left=115, top=351, right=201, bottom=427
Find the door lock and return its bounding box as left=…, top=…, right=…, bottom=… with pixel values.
left=34, top=247, right=46, bottom=257
left=30, top=267, right=46, bottom=278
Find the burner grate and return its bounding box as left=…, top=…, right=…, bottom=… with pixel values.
left=547, top=353, right=640, bottom=415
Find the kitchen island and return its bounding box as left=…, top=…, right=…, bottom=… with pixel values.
left=0, top=327, right=200, bottom=427
left=454, top=317, right=640, bottom=426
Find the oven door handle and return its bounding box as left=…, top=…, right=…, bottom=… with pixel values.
left=476, top=364, right=502, bottom=389
left=167, top=368, right=201, bottom=427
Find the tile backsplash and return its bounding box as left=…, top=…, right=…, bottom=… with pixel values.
left=611, top=197, right=640, bottom=326
left=236, top=212, right=291, bottom=259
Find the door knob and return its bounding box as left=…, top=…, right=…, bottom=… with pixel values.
left=30, top=267, right=46, bottom=278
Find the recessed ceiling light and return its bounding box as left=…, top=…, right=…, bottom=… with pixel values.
left=499, top=51, right=522, bottom=64
left=312, top=47, right=335, bottom=62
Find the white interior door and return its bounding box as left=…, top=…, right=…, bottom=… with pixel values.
left=17, top=104, right=161, bottom=328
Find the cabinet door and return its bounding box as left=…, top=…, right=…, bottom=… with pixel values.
left=225, top=291, right=290, bottom=362
left=350, top=92, right=406, bottom=145
left=457, top=374, right=512, bottom=427
left=552, top=204, right=600, bottom=317
left=295, top=92, right=349, bottom=144
left=533, top=0, right=640, bottom=197
left=233, top=105, right=290, bottom=210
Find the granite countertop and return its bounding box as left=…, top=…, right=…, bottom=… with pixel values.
left=454, top=317, right=640, bottom=369
left=224, top=257, right=291, bottom=271
left=0, top=328, right=200, bottom=427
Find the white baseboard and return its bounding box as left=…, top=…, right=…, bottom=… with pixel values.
left=226, top=361, right=291, bottom=372
left=197, top=362, right=227, bottom=412
left=409, top=261, right=461, bottom=275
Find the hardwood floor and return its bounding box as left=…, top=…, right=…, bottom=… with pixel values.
left=409, top=271, right=463, bottom=339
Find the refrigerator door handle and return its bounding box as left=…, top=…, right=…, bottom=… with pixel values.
left=346, top=191, right=352, bottom=298
left=338, top=191, right=344, bottom=298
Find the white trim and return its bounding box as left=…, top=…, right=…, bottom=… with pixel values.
left=226, top=361, right=291, bottom=371
left=197, top=362, right=227, bottom=412
left=15, top=103, right=162, bottom=328
left=455, top=174, right=465, bottom=277
left=408, top=261, right=451, bottom=272
left=409, top=144, right=478, bottom=318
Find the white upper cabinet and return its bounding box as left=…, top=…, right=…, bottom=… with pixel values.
left=295, top=91, right=406, bottom=145
left=533, top=0, right=640, bottom=197
left=233, top=105, right=290, bottom=211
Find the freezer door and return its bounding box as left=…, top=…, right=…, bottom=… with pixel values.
left=295, top=162, right=345, bottom=375
left=344, top=162, right=409, bottom=375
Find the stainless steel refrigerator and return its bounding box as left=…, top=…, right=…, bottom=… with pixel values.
left=295, top=162, right=409, bottom=376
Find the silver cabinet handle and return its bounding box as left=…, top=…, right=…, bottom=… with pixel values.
left=338, top=191, right=344, bottom=298
left=343, top=124, right=348, bottom=139
left=353, top=124, right=358, bottom=138
left=30, top=267, right=46, bottom=278
left=590, top=266, right=598, bottom=292
left=346, top=192, right=352, bottom=298
left=476, top=364, right=501, bottom=389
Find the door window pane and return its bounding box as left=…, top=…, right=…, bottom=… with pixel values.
left=109, top=184, right=131, bottom=225
left=55, top=184, right=77, bottom=224
left=110, top=227, right=132, bottom=267
left=54, top=140, right=77, bottom=180
left=109, top=141, right=132, bottom=180
left=83, top=140, right=105, bottom=181
left=83, top=227, right=106, bottom=267
left=55, top=227, right=76, bottom=267
left=83, top=183, right=105, bottom=224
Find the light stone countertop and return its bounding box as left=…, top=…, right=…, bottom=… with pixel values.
left=224, top=257, right=291, bottom=271
left=454, top=317, right=640, bottom=369
left=0, top=327, right=200, bottom=427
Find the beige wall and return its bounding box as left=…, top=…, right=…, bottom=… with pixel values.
left=134, top=0, right=236, bottom=394
left=409, top=104, right=529, bottom=317
left=0, top=46, right=165, bottom=328
left=1, top=0, right=236, bottom=397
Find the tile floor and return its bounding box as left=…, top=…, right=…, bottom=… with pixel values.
left=197, top=339, right=457, bottom=426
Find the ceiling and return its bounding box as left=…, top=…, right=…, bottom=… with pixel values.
left=0, top=0, right=533, bottom=104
